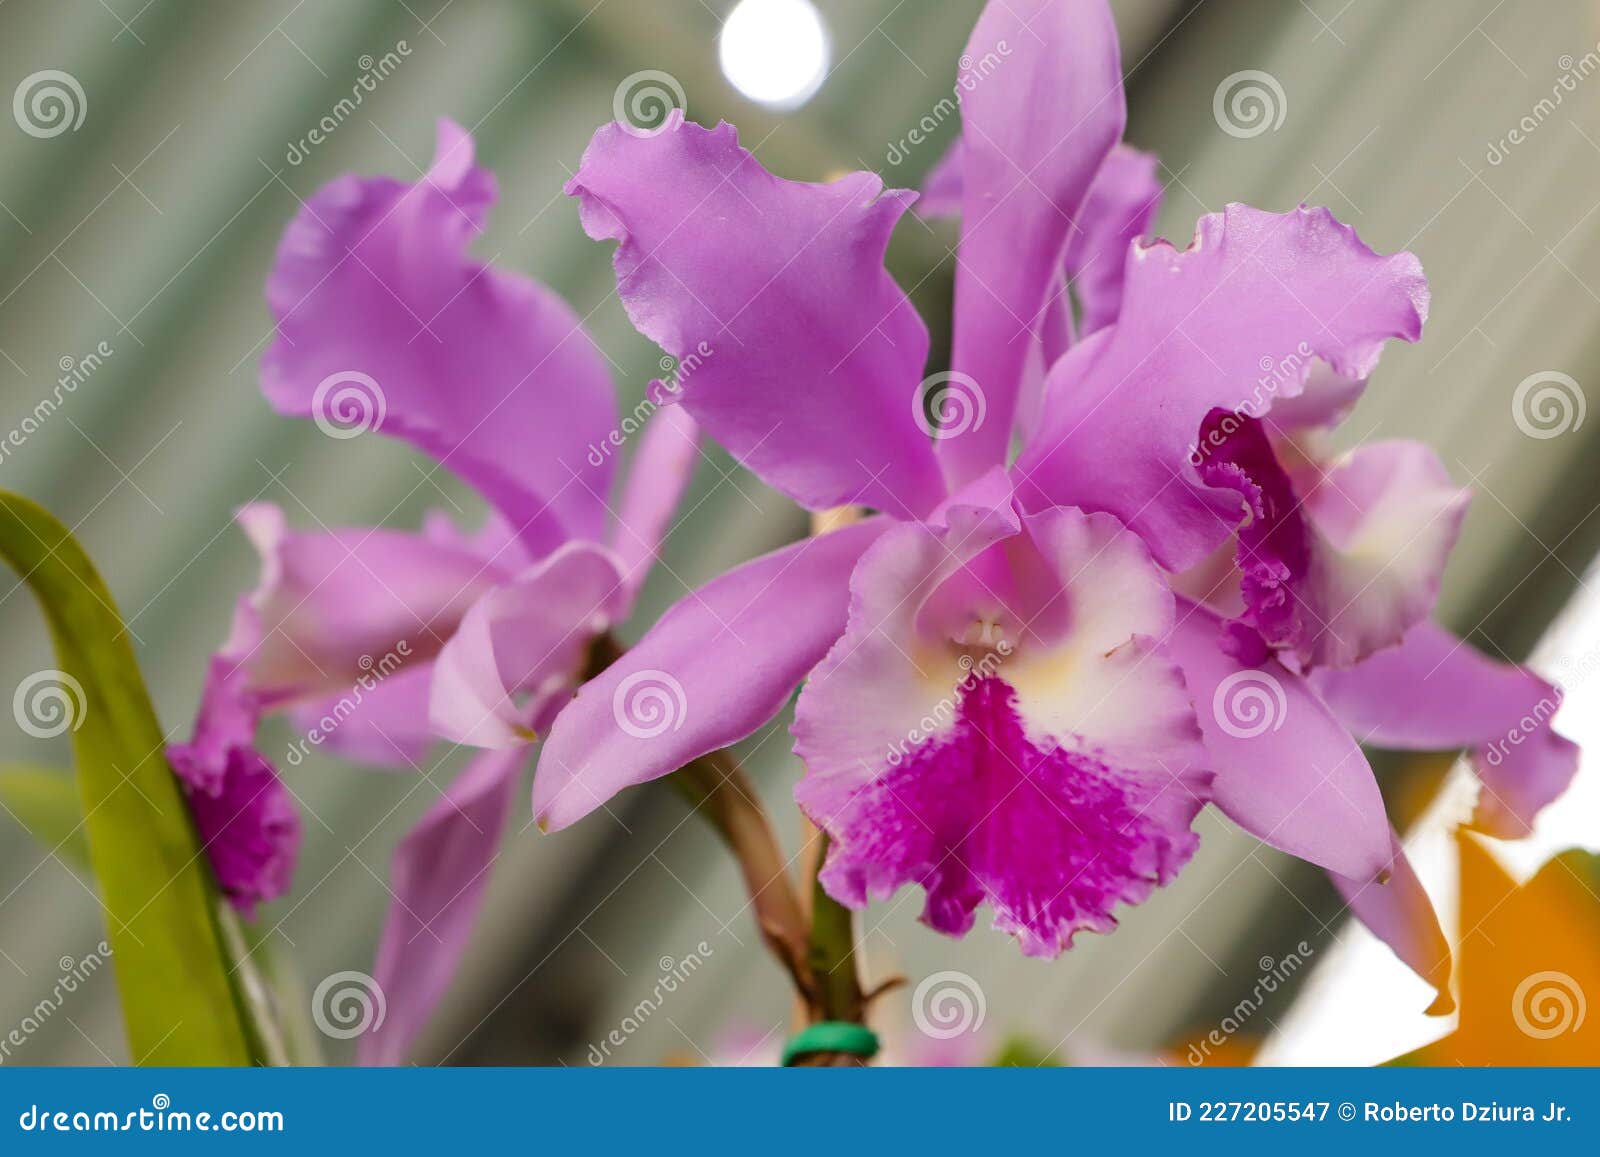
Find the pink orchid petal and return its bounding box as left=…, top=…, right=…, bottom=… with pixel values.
left=232, top=503, right=504, bottom=711
left=358, top=748, right=522, bottom=1065
left=288, top=662, right=436, bottom=768
left=1330, top=829, right=1454, bottom=1015
left=167, top=740, right=300, bottom=919
left=1198, top=425, right=1469, bottom=669
left=796, top=508, right=1210, bottom=956
left=168, top=650, right=266, bottom=798
left=1293, top=440, right=1470, bottom=667
left=1263, top=362, right=1366, bottom=432
left=610, top=403, right=699, bottom=604
left=940, top=0, right=1125, bottom=487
left=430, top=542, right=630, bottom=751
left=1062, top=145, right=1164, bottom=337
left=565, top=114, right=945, bottom=520
left=1016, top=204, right=1428, bottom=572
left=265, top=119, right=616, bottom=549
left=1311, top=621, right=1578, bottom=838
left=921, top=141, right=1162, bottom=440
left=915, top=140, right=966, bottom=219
left=1167, top=597, right=1392, bottom=879
left=532, top=518, right=888, bottom=831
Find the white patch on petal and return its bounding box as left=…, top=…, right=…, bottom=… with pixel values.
left=992, top=509, right=1201, bottom=765
left=1300, top=441, right=1470, bottom=667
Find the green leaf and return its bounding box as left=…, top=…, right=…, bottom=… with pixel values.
left=0, top=764, right=298, bottom=1064
left=0, top=771, right=299, bottom=1065
left=242, top=914, right=326, bottom=1067
left=0, top=490, right=256, bottom=1065
left=0, top=763, right=90, bottom=868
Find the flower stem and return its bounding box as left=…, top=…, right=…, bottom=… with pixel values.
left=587, top=502, right=881, bottom=1063
left=586, top=633, right=814, bottom=999
left=670, top=749, right=812, bottom=1000
left=803, top=836, right=867, bottom=1009
left=789, top=507, right=873, bottom=1064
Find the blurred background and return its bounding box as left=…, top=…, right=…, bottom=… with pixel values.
left=1, top=0, right=1598, bottom=1066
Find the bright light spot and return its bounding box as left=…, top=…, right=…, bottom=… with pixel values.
left=718, top=0, right=831, bottom=110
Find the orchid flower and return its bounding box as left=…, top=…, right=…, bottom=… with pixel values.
left=168, top=120, right=697, bottom=1062
left=535, top=0, right=1578, bottom=1006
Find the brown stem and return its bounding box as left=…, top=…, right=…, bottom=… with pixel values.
left=583, top=634, right=813, bottom=1000
left=670, top=750, right=813, bottom=1001
left=587, top=501, right=880, bottom=1064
